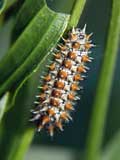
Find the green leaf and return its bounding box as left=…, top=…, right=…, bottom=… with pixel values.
left=0, top=0, right=69, bottom=98
left=11, top=0, right=47, bottom=42
left=0, top=92, right=9, bottom=122
left=102, top=130, right=120, bottom=160
left=86, top=0, right=120, bottom=160
left=0, top=0, right=7, bottom=15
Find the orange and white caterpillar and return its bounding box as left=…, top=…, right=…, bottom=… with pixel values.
left=30, top=25, right=94, bottom=137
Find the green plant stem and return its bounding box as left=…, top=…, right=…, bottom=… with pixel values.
left=86, top=0, right=120, bottom=160
left=68, top=0, right=86, bottom=28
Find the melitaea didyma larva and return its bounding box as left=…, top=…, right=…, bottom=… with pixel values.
left=30, top=25, right=95, bottom=137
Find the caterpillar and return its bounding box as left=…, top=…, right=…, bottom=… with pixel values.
left=30, top=25, right=94, bottom=137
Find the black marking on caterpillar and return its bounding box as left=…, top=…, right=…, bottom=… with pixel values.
left=30, top=25, right=95, bottom=137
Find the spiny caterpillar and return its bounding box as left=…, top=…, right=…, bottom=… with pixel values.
left=30, top=25, right=94, bottom=137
